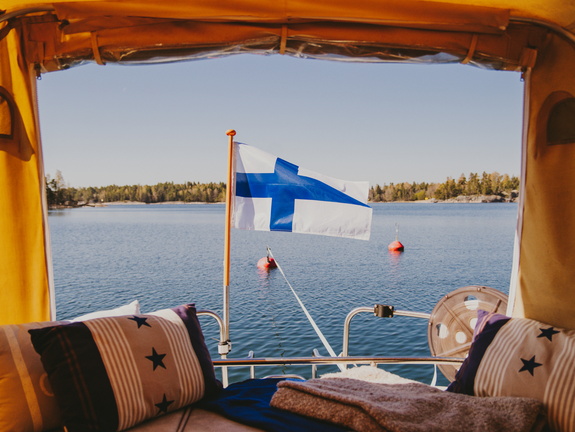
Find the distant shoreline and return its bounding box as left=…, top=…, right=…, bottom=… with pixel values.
left=46, top=172, right=518, bottom=208
left=48, top=194, right=515, bottom=210
left=48, top=201, right=218, bottom=209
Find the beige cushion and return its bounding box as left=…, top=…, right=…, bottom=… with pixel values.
left=0, top=300, right=141, bottom=432
left=0, top=320, right=66, bottom=432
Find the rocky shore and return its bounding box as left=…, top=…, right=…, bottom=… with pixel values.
left=435, top=194, right=516, bottom=203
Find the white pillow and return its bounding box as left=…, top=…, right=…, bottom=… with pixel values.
left=70, top=300, right=140, bottom=321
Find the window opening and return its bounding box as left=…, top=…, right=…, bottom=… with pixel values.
left=0, top=87, right=14, bottom=139
left=547, top=97, right=575, bottom=146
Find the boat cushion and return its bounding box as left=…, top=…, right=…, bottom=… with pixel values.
left=29, top=304, right=221, bottom=432
left=0, top=300, right=140, bottom=432
left=447, top=309, right=575, bottom=432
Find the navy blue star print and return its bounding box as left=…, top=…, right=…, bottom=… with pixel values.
left=538, top=327, right=559, bottom=341
left=128, top=316, right=151, bottom=328
left=519, top=355, right=542, bottom=376
left=155, top=394, right=174, bottom=414
left=145, top=347, right=167, bottom=370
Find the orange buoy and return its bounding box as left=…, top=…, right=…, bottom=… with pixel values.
left=388, top=240, right=405, bottom=252
left=388, top=223, right=405, bottom=252
left=257, top=256, right=277, bottom=270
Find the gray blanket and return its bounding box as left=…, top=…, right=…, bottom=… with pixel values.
left=270, top=378, right=547, bottom=432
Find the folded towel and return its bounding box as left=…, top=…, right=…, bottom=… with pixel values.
left=270, top=378, right=546, bottom=432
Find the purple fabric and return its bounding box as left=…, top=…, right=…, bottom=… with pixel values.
left=172, top=304, right=222, bottom=397
left=446, top=310, right=511, bottom=395
left=29, top=322, right=118, bottom=431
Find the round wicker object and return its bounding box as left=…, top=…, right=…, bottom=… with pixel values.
left=427, top=285, right=508, bottom=382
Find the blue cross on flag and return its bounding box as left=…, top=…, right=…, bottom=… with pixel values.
left=233, top=143, right=372, bottom=240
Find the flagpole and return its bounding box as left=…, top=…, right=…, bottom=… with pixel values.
left=222, top=129, right=236, bottom=359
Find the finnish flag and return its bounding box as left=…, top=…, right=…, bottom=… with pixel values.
left=233, top=143, right=372, bottom=240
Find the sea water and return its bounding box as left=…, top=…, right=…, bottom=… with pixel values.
left=48, top=202, right=517, bottom=385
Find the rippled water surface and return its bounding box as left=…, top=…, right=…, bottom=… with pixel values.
left=49, top=202, right=517, bottom=385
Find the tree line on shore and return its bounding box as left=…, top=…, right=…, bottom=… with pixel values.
left=46, top=170, right=519, bottom=207
left=46, top=171, right=225, bottom=205
left=369, top=172, right=519, bottom=202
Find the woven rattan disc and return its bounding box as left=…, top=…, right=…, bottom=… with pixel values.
left=427, top=285, right=508, bottom=382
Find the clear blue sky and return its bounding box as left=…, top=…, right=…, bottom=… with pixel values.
left=37, top=54, right=524, bottom=188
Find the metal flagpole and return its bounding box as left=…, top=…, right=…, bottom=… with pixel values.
left=221, top=129, right=236, bottom=364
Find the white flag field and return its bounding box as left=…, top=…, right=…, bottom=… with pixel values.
left=232, top=143, right=372, bottom=240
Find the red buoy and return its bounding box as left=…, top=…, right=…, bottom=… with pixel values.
left=388, top=223, right=405, bottom=252
left=257, top=256, right=277, bottom=270
left=388, top=240, right=405, bottom=252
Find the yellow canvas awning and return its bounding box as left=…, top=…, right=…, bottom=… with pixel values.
left=2, top=0, right=575, bottom=328
left=4, top=0, right=574, bottom=28
left=0, top=27, right=53, bottom=325
left=3, top=0, right=548, bottom=74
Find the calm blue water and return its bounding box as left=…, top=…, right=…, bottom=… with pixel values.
left=48, top=202, right=517, bottom=385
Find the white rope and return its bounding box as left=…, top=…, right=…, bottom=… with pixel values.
left=267, top=248, right=345, bottom=371
left=431, top=364, right=438, bottom=387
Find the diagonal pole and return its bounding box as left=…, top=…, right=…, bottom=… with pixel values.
left=267, top=248, right=345, bottom=371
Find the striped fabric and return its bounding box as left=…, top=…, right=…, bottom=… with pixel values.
left=29, top=304, right=220, bottom=432
left=449, top=311, right=575, bottom=432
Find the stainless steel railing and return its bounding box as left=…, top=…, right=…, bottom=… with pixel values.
left=212, top=355, right=463, bottom=386
left=342, top=305, right=430, bottom=357
left=198, top=306, right=462, bottom=386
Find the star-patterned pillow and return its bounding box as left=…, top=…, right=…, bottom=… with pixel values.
left=29, top=304, right=221, bottom=432
left=447, top=310, right=575, bottom=432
